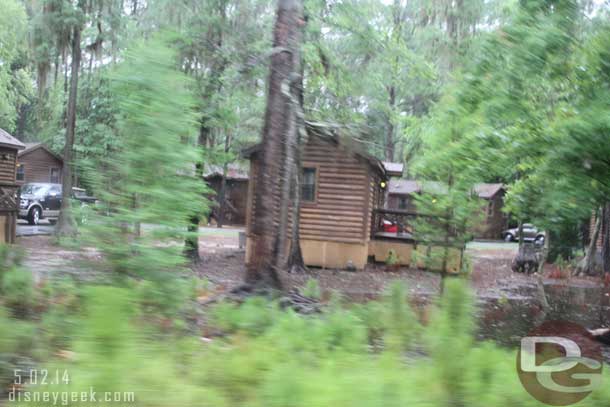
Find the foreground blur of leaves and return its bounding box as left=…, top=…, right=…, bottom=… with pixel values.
left=1, top=250, right=610, bottom=407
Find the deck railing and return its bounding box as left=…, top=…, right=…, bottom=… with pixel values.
left=371, top=208, right=460, bottom=245
left=0, top=183, right=20, bottom=212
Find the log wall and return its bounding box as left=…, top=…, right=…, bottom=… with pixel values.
left=17, top=147, right=63, bottom=184
left=0, top=147, right=17, bottom=184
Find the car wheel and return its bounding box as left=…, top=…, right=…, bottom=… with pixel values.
left=28, top=207, right=41, bottom=226
left=504, top=233, right=514, bottom=242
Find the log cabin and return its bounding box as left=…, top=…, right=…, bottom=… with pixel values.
left=0, top=128, right=25, bottom=244
left=387, top=179, right=507, bottom=239
left=242, top=123, right=464, bottom=272
left=16, top=143, right=63, bottom=184
left=204, top=163, right=249, bottom=226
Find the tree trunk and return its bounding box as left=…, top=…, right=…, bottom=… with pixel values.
left=576, top=208, right=601, bottom=276
left=56, top=25, right=81, bottom=237
left=275, top=51, right=303, bottom=268
left=601, top=203, right=610, bottom=274
left=184, top=124, right=208, bottom=261
left=286, top=150, right=306, bottom=272
left=185, top=0, right=227, bottom=260
left=385, top=85, right=396, bottom=162
left=217, top=131, right=232, bottom=229
left=286, top=66, right=306, bottom=273
left=246, top=0, right=303, bottom=288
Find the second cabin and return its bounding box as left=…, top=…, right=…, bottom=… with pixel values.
left=242, top=123, right=464, bottom=272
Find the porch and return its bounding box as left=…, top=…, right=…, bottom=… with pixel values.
left=368, top=208, right=464, bottom=273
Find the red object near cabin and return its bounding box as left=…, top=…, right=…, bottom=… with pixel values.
left=382, top=220, right=398, bottom=233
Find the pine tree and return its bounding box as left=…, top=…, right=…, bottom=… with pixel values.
left=82, top=35, right=209, bottom=279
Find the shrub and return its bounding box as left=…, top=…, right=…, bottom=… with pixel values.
left=1, top=266, right=34, bottom=316
left=302, top=278, right=321, bottom=300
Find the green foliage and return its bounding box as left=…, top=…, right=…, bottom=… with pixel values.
left=385, top=249, right=399, bottom=266
left=0, top=307, right=39, bottom=391
left=14, top=277, right=610, bottom=407
left=81, top=35, right=210, bottom=280
left=381, top=281, right=419, bottom=351
left=1, top=267, right=34, bottom=316
left=0, top=0, right=31, bottom=132
left=427, top=278, right=475, bottom=405
left=417, top=0, right=609, bottom=250
left=211, top=297, right=280, bottom=336
left=0, top=245, right=34, bottom=316
left=302, top=278, right=321, bottom=300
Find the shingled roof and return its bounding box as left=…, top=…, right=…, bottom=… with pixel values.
left=382, top=161, right=404, bottom=177
left=203, top=163, right=249, bottom=180
left=473, top=183, right=505, bottom=199
left=242, top=121, right=389, bottom=178
left=18, top=142, right=64, bottom=162
left=0, top=128, right=25, bottom=150
left=389, top=179, right=505, bottom=199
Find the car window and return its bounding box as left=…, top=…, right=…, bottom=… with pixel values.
left=49, top=185, right=61, bottom=195
left=20, top=184, right=50, bottom=196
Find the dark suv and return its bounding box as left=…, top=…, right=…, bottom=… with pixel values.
left=19, top=183, right=97, bottom=225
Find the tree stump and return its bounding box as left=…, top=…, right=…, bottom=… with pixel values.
left=512, top=242, right=542, bottom=274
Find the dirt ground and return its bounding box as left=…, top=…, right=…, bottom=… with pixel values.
left=16, top=230, right=607, bottom=301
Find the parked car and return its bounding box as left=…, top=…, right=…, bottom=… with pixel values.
left=19, top=183, right=97, bottom=225
left=501, top=223, right=545, bottom=243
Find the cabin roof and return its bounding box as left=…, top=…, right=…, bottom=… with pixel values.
left=203, top=163, right=249, bottom=181
left=18, top=142, right=64, bottom=162
left=0, top=128, right=25, bottom=150
left=382, top=161, right=404, bottom=177
left=389, top=179, right=505, bottom=199
left=242, top=121, right=388, bottom=178
left=473, top=183, right=505, bottom=199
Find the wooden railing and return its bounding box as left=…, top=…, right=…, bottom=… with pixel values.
left=371, top=208, right=456, bottom=243
left=0, top=183, right=20, bottom=212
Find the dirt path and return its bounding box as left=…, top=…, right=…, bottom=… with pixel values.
left=15, top=233, right=608, bottom=302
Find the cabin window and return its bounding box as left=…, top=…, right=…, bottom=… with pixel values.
left=487, top=200, right=494, bottom=217
left=398, top=197, right=408, bottom=210
left=302, top=167, right=316, bottom=202
left=50, top=167, right=61, bottom=183
left=16, top=164, right=25, bottom=182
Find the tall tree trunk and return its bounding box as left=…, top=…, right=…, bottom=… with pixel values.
left=576, top=208, right=601, bottom=276
left=217, top=131, right=232, bottom=228
left=601, top=203, right=610, bottom=275
left=184, top=125, right=208, bottom=261
left=385, top=85, right=396, bottom=162
left=275, top=40, right=304, bottom=267
left=246, top=0, right=303, bottom=287
left=286, top=60, right=306, bottom=273
left=56, top=25, right=81, bottom=237
left=185, top=1, right=227, bottom=260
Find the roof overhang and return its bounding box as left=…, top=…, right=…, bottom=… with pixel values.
left=241, top=121, right=388, bottom=178
left=0, top=128, right=25, bottom=150
left=18, top=143, right=64, bottom=162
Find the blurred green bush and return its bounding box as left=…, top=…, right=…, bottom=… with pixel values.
left=1, top=269, right=609, bottom=407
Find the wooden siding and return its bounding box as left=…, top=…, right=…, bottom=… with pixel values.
left=297, top=137, right=371, bottom=243
left=477, top=191, right=507, bottom=239
left=0, top=146, right=20, bottom=244
left=387, top=191, right=507, bottom=239
left=205, top=175, right=249, bottom=225
left=246, top=135, right=382, bottom=246
left=0, top=147, right=17, bottom=184
left=17, top=148, right=63, bottom=184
